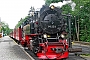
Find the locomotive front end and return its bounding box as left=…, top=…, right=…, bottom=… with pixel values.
left=36, top=5, right=69, bottom=59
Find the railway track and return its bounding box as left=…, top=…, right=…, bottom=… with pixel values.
left=72, top=41, right=90, bottom=54
left=72, top=41, right=90, bottom=60
left=11, top=38, right=88, bottom=60
left=12, top=38, right=39, bottom=60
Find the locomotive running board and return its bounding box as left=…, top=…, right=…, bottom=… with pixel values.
left=68, top=48, right=82, bottom=53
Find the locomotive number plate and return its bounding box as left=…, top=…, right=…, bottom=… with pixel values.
left=48, top=25, right=56, bottom=28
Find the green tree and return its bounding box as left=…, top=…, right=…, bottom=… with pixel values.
left=16, top=16, right=30, bottom=28
left=45, top=0, right=62, bottom=5
left=1, top=22, right=11, bottom=35
left=16, top=6, right=35, bottom=28
left=79, top=1, right=90, bottom=42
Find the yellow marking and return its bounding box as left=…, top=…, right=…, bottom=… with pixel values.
left=9, top=37, right=18, bottom=45
left=21, top=48, right=34, bottom=60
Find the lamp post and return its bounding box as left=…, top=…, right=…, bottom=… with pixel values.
left=63, top=13, right=72, bottom=48
left=67, top=13, right=72, bottom=48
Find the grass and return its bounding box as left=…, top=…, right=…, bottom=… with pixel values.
left=80, top=54, right=90, bottom=57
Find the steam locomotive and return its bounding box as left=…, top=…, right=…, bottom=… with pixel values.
left=10, top=5, right=82, bottom=60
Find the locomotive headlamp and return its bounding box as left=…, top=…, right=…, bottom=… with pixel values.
left=50, top=5, right=55, bottom=9
left=43, top=34, right=47, bottom=38
left=61, top=34, right=65, bottom=38
left=47, top=35, right=50, bottom=38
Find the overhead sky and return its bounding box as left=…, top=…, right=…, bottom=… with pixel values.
left=0, top=0, right=45, bottom=29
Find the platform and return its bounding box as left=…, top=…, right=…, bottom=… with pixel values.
left=0, top=36, right=33, bottom=60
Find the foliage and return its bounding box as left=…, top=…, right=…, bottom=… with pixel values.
left=1, top=22, right=12, bottom=35
left=79, top=1, right=90, bottom=42
left=15, top=16, right=29, bottom=28
left=15, top=6, right=35, bottom=28
left=45, top=0, right=62, bottom=5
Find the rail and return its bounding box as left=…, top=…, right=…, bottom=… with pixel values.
left=73, top=41, right=90, bottom=45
